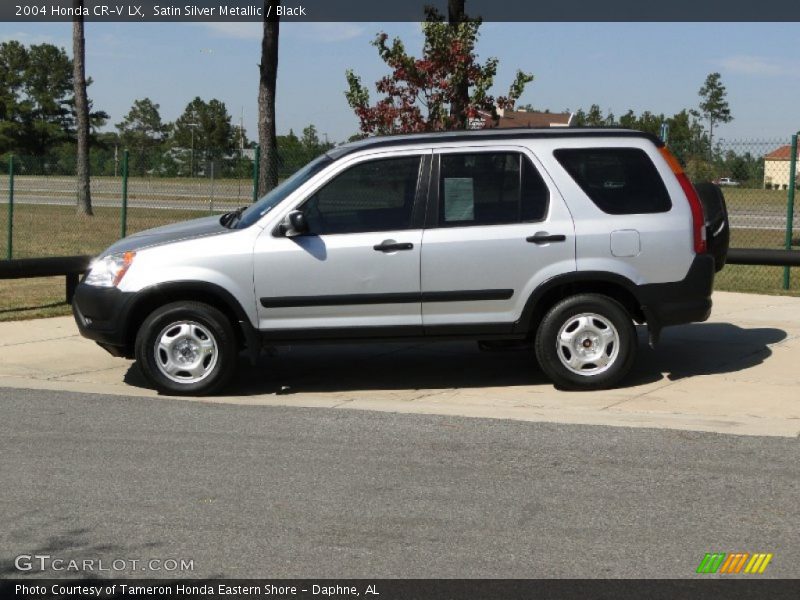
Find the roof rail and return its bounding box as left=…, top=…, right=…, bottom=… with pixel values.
left=329, top=127, right=664, bottom=159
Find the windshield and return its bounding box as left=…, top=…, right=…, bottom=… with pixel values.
left=235, top=154, right=333, bottom=229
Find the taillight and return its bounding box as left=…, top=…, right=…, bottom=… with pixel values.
left=659, top=147, right=707, bottom=255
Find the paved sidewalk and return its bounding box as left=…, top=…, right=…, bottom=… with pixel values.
left=0, top=291, right=798, bottom=437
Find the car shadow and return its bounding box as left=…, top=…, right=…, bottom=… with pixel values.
left=123, top=322, right=787, bottom=396
left=627, top=322, right=786, bottom=385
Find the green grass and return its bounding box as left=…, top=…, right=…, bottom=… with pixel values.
left=1, top=203, right=211, bottom=258
left=721, top=187, right=793, bottom=212
left=716, top=265, right=800, bottom=296
left=729, top=227, right=794, bottom=249
left=715, top=225, right=800, bottom=295
left=0, top=203, right=214, bottom=320
left=0, top=277, right=74, bottom=321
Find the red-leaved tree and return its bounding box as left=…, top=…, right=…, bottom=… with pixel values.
left=345, top=11, right=533, bottom=135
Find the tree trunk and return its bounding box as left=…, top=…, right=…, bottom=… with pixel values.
left=448, top=0, right=469, bottom=129
left=258, top=0, right=280, bottom=198
left=73, top=0, right=92, bottom=216
left=709, top=118, right=714, bottom=154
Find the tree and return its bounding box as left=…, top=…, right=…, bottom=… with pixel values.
left=0, top=39, right=106, bottom=161
left=73, top=0, right=92, bottom=215
left=172, top=97, right=235, bottom=175
left=90, top=130, right=120, bottom=176
left=16, top=43, right=74, bottom=156
left=117, top=98, right=168, bottom=174
left=345, top=11, right=533, bottom=135
left=572, top=104, right=615, bottom=127
left=571, top=105, right=607, bottom=126
left=117, top=98, right=168, bottom=151
left=0, top=41, right=28, bottom=153
left=258, top=0, right=280, bottom=196
left=634, top=111, right=664, bottom=136
left=300, top=124, right=333, bottom=156
left=696, top=72, right=732, bottom=150
left=515, top=103, right=545, bottom=113
left=232, top=124, right=250, bottom=151
left=447, top=0, right=469, bottom=128
left=664, top=109, right=707, bottom=161
left=276, top=128, right=303, bottom=177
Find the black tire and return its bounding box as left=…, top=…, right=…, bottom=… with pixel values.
left=534, top=294, right=637, bottom=390
left=135, top=301, right=238, bottom=396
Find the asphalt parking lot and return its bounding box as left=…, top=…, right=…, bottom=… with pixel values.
left=0, top=291, right=798, bottom=437
left=1, top=387, right=798, bottom=578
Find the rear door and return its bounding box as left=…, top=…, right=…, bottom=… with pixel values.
left=420, top=145, right=576, bottom=331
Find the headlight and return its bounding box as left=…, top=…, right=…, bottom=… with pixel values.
left=84, top=251, right=136, bottom=288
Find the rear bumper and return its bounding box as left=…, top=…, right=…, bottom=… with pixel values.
left=72, top=283, right=135, bottom=357
left=638, top=254, right=715, bottom=335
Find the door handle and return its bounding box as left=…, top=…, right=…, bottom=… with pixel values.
left=373, top=241, right=414, bottom=252
left=526, top=234, right=567, bottom=244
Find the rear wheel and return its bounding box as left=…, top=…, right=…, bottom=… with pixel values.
left=534, top=294, right=636, bottom=390
left=135, top=301, right=237, bottom=396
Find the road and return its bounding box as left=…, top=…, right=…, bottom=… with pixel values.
left=728, top=212, right=799, bottom=231
left=0, top=193, right=243, bottom=212
left=0, top=387, right=797, bottom=579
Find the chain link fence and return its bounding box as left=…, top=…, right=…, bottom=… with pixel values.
left=0, top=151, right=263, bottom=261
left=123, top=148, right=257, bottom=237
left=1, top=136, right=798, bottom=317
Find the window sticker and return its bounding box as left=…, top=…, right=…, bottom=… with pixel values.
left=443, top=177, right=475, bottom=221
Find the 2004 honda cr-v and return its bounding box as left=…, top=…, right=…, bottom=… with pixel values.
left=72, top=128, right=727, bottom=395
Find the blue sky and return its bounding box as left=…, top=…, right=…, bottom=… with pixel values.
left=1, top=21, right=798, bottom=142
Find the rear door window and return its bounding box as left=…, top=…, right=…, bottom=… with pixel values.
left=437, top=152, right=549, bottom=227
left=554, top=148, right=672, bottom=214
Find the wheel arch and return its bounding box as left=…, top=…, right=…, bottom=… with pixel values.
left=123, top=281, right=259, bottom=361
left=516, top=272, right=646, bottom=336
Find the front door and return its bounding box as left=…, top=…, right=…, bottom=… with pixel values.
left=254, top=152, right=429, bottom=334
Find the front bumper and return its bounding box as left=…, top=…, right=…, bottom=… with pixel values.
left=72, top=283, right=135, bottom=357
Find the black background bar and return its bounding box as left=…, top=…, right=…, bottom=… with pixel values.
left=4, top=0, right=800, bottom=22
left=2, top=579, right=799, bottom=600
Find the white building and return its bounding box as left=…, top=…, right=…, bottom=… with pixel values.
left=764, top=145, right=798, bottom=190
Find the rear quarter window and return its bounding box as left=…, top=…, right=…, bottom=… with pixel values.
left=554, top=147, right=672, bottom=215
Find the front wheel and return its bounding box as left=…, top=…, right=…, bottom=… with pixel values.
left=534, top=294, right=637, bottom=390
left=135, top=301, right=238, bottom=396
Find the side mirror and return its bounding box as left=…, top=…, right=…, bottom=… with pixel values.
left=280, top=210, right=309, bottom=237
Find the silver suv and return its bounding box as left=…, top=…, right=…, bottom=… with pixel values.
left=72, top=128, right=721, bottom=395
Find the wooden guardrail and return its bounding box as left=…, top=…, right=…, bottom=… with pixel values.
left=0, top=255, right=92, bottom=303
left=726, top=248, right=800, bottom=267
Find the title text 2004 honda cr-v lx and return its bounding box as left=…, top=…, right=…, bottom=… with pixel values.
left=72, top=128, right=727, bottom=395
